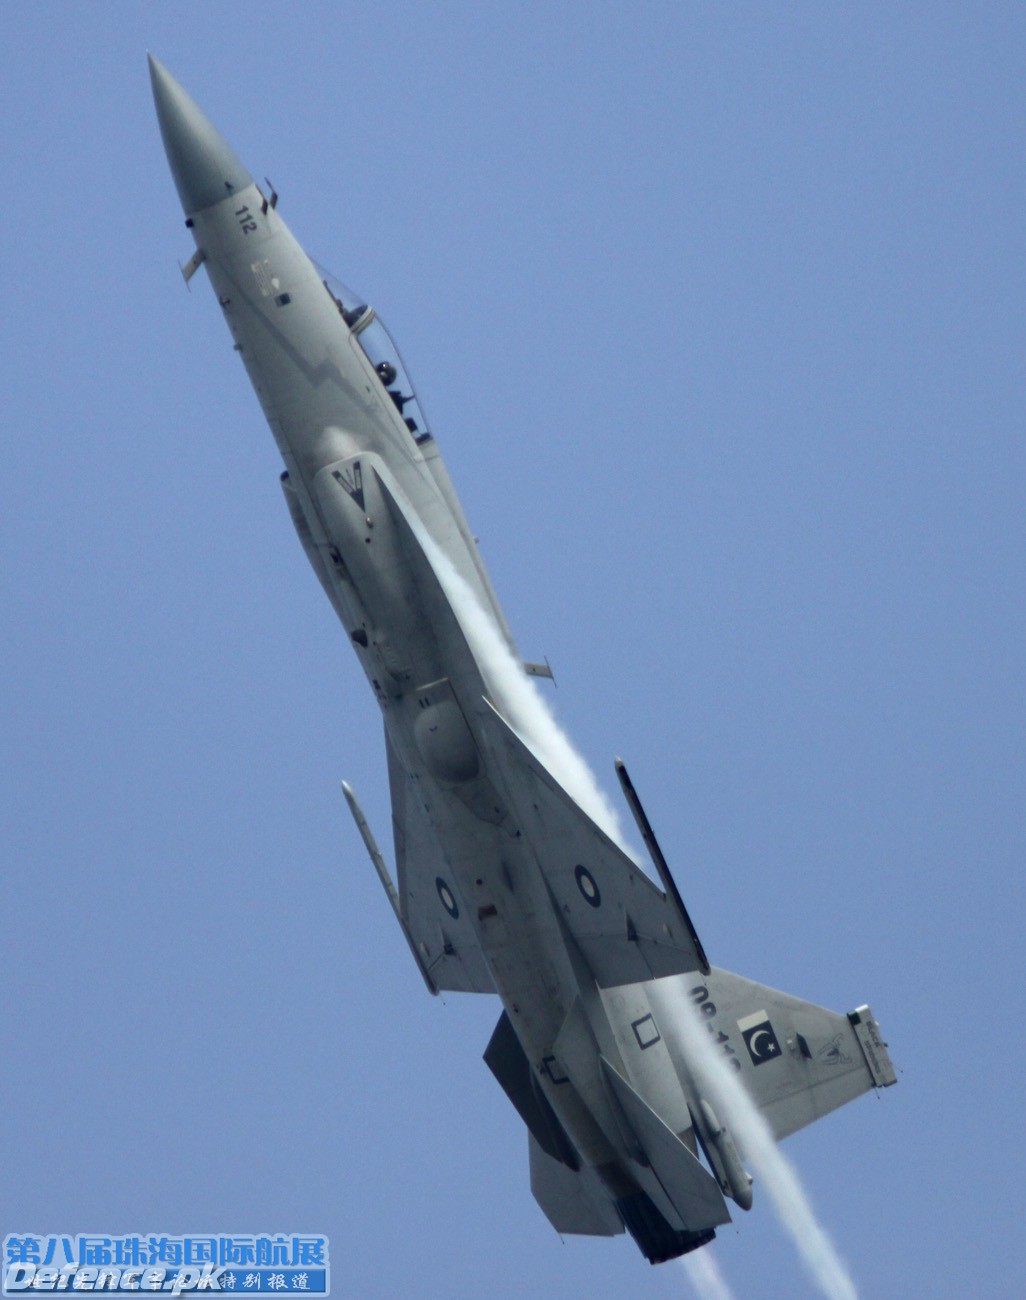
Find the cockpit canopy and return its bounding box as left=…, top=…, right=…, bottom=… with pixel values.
left=318, top=266, right=430, bottom=442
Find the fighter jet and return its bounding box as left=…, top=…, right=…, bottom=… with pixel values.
left=150, top=57, right=896, bottom=1265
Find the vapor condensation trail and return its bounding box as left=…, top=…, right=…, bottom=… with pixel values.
left=679, top=1248, right=737, bottom=1300
left=426, top=527, right=858, bottom=1300
left=424, top=538, right=628, bottom=847
left=648, top=981, right=860, bottom=1300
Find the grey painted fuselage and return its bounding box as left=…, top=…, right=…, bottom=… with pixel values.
left=151, top=57, right=895, bottom=1266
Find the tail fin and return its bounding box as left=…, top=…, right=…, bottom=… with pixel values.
left=689, top=968, right=896, bottom=1142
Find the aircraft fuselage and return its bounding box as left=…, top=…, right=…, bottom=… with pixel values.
left=151, top=56, right=895, bottom=1267
left=176, top=88, right=630, bottom=1175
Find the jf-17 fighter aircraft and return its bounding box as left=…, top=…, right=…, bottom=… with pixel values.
left=150, top=57, right=895, bottom=1265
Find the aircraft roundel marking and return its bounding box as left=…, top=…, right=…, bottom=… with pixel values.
left=436, top=877, right=459, bottom=919
left=574, top=864, right=601, bottom=908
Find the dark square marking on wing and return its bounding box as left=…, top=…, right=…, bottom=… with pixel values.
left=542, top=1055, right=569, bottom=1085
left=631, top=1013, right=661, bottom=1050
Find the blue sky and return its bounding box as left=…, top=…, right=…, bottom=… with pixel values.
left=2, top=5, right=1023, bottom=1298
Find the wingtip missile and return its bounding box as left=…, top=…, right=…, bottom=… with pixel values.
left=340, top=781, right=438, bottom=996
left=614, top=757, right=710, bottom=975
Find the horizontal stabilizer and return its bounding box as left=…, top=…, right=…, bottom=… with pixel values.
left=528, top=1133, right=623, bottom=1237
left=477, top=701, right=708, bottom=987
left=601, top=1058, right=730, bottom=1234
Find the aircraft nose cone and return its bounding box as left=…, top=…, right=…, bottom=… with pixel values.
left=148, top=55, right=254, bottom=214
